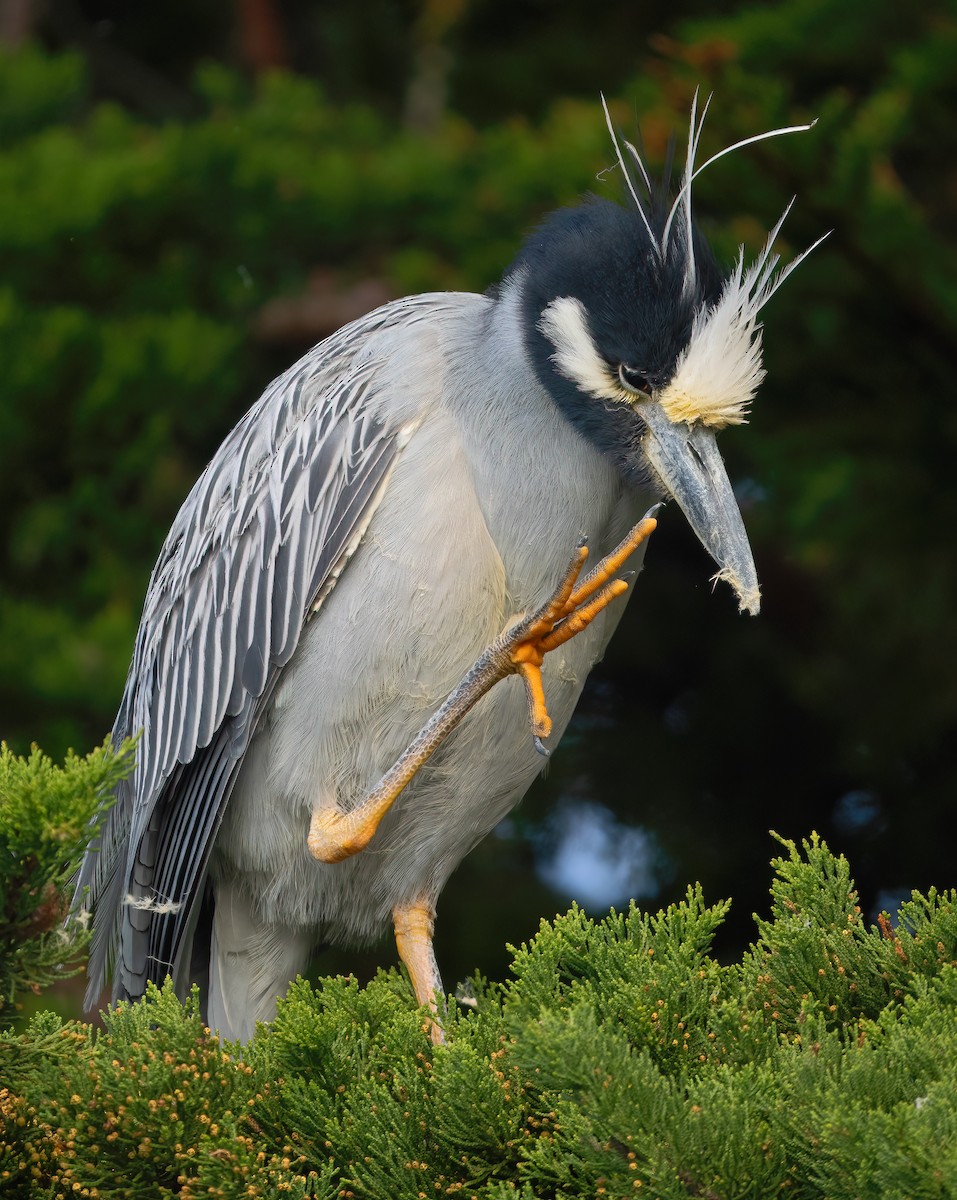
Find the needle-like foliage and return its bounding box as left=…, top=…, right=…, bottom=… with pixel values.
left=0, top=740, right=134, bottom=1018
left=3, top=832, right=956, bottom=1197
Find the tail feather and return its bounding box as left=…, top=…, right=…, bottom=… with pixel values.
left=75, top=774, right=135, bottom=1008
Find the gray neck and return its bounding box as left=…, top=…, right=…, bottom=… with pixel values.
left=444, top=279, right=640, bottom=609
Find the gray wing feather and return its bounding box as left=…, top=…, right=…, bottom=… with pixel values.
left=77, top=295, right=444, bottom=1005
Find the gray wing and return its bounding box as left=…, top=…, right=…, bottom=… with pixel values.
left=76, top=296, right=443, bottom=1005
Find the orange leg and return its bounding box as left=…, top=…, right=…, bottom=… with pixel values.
left=393, top=898, right=445, bottom=1045
left=306, top=511, right=658, bottom=865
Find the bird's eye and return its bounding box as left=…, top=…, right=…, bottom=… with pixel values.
left=618, top=365, right=653, bottom=397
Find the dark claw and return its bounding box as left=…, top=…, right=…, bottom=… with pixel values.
left=576, top=533, right=589, bottom=550
left=534, top=735, right=551, bottom=758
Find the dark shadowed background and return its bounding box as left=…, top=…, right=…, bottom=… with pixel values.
left=2, top=0, right=955, bottom=1016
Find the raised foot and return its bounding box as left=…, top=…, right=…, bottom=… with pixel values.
left=305, top=510, right=658, bottom=866
left=307, top=806, right=376, bottom=864
left=505, top=511, right=659, bottom=748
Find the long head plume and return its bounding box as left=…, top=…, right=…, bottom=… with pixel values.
left=601, top=92, right=827, bottom=428
left=658, top=201, right=828, bottom=427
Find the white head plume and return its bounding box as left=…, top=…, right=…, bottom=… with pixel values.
left=601, top=94, right=825, bottom=428
left=658, top=203, right=829, bottom=428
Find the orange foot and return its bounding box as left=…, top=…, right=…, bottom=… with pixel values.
left=307, top=509, right=659, bottom=865
left=505, top=511, right=659, bottom=754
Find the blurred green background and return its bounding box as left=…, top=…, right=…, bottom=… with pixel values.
left=2, top=0, right=955, bottom=1010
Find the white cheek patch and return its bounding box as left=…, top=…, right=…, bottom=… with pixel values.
left=538, top=296, right=622, bottom=403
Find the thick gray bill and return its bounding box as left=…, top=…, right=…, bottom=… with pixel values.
left=640, top=403, right=761, bottom=614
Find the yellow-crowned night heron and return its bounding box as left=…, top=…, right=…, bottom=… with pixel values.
left=77, top=97, right=821, bottom=1042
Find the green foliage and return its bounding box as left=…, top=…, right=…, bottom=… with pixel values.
left=505, top=886, right=730, bottom=1073
left=0, top=740, right=134, bottom=1018
left=0, top=45, right=86, bottom=143
left=0, top=987, right=321, bottom=1198
left=3, top=835, right=956, bottom=1197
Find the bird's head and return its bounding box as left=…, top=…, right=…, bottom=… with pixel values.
left=510, top=96, right=824, bottom=615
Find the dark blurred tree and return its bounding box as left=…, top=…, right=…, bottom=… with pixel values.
left=32, top=0, right=739, bottom=123
left=590, top=0, right=957, bottom=952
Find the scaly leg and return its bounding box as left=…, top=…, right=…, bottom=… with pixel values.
left=393, top=897, right=445, bottom=1045
left=307, top=509, right=658, bottom=865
